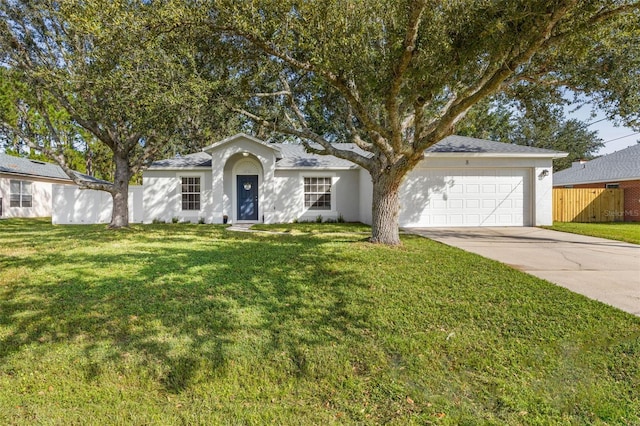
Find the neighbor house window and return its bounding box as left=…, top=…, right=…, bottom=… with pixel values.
left=10, top=180, right=32, bottom=208
left=605, top=183, right=620, bottom=189
left=181, top=177, right=200, bottom=210
left=304, top=177, right=332, bottom=210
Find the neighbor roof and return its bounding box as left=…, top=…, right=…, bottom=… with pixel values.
left=0, top=152, right=107, bottom=185
left=553, top=143, right=640, bottom=185
left=0, top=153, right=72, bottom=181
left=149, top=134, right=565, bottom=170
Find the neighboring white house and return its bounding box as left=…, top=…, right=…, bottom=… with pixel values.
left=141, top=133, right=565, bottom=227
left=0, top=153, right=78, bottom=218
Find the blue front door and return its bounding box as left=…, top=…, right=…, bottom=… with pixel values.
left=237, top=175, right=259, bottom=221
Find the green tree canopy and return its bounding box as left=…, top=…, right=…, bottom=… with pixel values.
left=457, top=96, right=604, bottom=171
left=201, top=0, right=639, bottom=244
left=0, top=0, right=233, bottom=227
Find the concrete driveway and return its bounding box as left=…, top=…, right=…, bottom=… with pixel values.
left=407, top=227, right=640, bottom=316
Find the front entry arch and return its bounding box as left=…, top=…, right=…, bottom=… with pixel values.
left=237, top=175, right=258, bottom=221
left=230, top=156, right=263, bottom=223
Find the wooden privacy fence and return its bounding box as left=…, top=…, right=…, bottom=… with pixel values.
left=553, top=188, right=624, bottom=222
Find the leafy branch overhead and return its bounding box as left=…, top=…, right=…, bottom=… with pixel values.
left=205, top=0, right=639, bottom=244
left=212, top=1, right=638, bottom=160
left=0, top=0, right=238, bottom=227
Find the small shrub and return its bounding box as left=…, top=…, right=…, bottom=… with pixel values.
left=152, top=218, right=165, bottom=224
left=292, top=218, right=299, bottom=223
left=171, top=217, right=180, bottom=224
left=315, top=215, right=323, bottom=223
left=325, top=218, right=337, bottom=223
left=337, top=213, right=345, bottom=223
left=198, top=217, right=206, bottom=224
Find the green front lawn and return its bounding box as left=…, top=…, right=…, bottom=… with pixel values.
left=1, top=219, right=639, bottom=424
left=544, top=222, right=640, bottom=245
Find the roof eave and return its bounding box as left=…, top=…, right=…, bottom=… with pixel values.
left=0, top=170, right=73, bottom=182
left=146, top=166, right=211, bottom=171
left=276, top=165, right=360, bottom=171
left=424, top=152, right=568, bottom=159
left=553, top=175, right=640, bottom=186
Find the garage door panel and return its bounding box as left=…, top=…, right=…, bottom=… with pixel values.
left=498, top=184, right=512, bottom=193
left=400, top=168, right=530, bottom=227
left=482, top=199, right=495, bottom=208
left=449, top=199, right=463, bottom=209
left=449, top=184, right=463, bottom=193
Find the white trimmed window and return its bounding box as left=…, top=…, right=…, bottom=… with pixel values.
left=181, top=176, right=201, bottom=210
left=605, top=183, right=620, bottom=189
left=10, top=180, right=32, bottom=208
left=304, top=177, right=332, bottom=210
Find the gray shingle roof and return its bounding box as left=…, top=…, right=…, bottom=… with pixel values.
left=149, top=152, right=212, bottom=168
left=273, top=144, right=363, bottom=168
left=0, top=152, right=109, bottom=185
left=553, top=143, right=640, bottom=185
left=149, top=135, right=563, bottom=170
left=0, top=153, right=72, bottom=181
left=427, top=135, right=563, bottom=154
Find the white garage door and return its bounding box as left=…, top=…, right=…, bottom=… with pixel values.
left=399, top=168, right=531, bottom=227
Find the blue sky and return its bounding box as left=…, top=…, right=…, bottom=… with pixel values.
left=566, top=105, right=639, bottom=156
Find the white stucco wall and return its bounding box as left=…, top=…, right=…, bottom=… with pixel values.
left=0, top=175, right=73, bottom=218
left=269, top=169, right=360, bottom=223
left=358, top=168, right=373, bottom=225
left=53, top=185, right=143, bottom=225
left=143, top=169, right=212, bottom=223
left=533, top=164, right=554, bottom=226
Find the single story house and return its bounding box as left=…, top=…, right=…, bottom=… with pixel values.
left=142, top=133, right=565, bottom=227
left=553, top=143, right=640, bottom=222
left=0, top=153, right=77, bottom=218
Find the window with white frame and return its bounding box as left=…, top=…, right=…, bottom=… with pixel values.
left=181, top=176, right=201, bottom=210
left=605, top=183, right=620, bottom=189
left=10, top=180, right=32, bottom=208
left=304, top=177, right=332, bottom=210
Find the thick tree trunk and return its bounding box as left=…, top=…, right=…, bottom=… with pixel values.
left=109, top=153, right=130, bottom=228
left=370, top=173, right=403, bottom=245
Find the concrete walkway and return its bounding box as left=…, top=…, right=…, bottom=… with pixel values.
left=407, top=227, right=640, bottom=317
left=225, top=223, right=255, bottom=232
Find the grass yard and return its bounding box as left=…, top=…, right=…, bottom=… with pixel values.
left=544, top=222, right=640, bottom=245
left=1, top=219, right=639, bottom=425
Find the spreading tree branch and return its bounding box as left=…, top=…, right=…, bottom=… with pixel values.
left=228, top=103, right=374, bottom=169
left=0, top=119, right=115, bottom=193
left=386, top=0, right=427, bottom=153
left=416, top=1, right=580, bottom=151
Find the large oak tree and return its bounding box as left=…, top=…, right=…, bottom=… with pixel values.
left=206, top=0, right=639, bottom=244
left=0, top=0, right=220, bottom=227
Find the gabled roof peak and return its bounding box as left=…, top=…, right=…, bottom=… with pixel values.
left=202, top=133, right=281, bottom=154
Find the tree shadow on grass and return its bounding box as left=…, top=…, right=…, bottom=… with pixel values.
left=0, top=223, right=374, bottom=393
